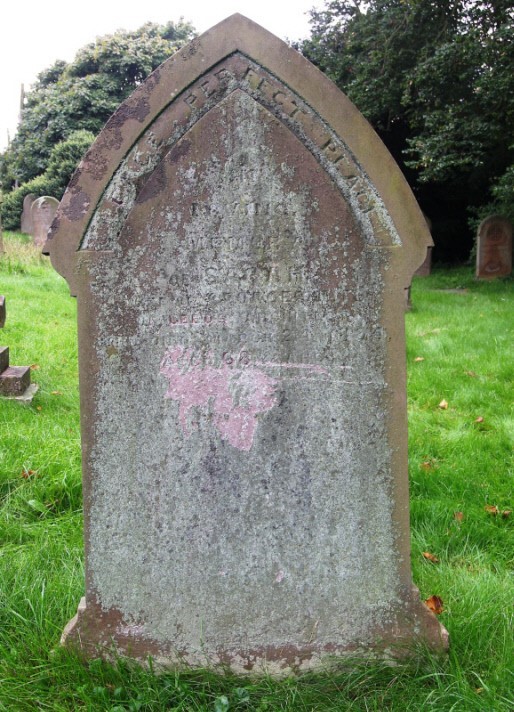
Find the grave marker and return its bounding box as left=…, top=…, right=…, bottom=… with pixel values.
left=476, top=215, right=512, bottom=279
left=45, top=15, right=446, bottom=673
left=31, top=196, right=59, bottom=247
left=21, top=193, right=36, bottom=234
left=0, top=296, right=38, bottom=402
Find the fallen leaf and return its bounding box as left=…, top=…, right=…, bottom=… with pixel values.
left=439, top=399, right=449, bottom=410
left=454, top=511, right=464, bottom=522
left=424, top=595, right=444, bottom=615
left=484, top=505, right=499, bottom=516
left=51, top=390, right=62, bottom=396
left=414, top=356, right=425, bottom=362
left=475, top=416, right=484, bottom=423
left=30, top=364, right=40, bottom=370
left=475, top=688, right=484, bottom=695
left=422, top=551, right=439, bottom=563
left=21, top=469, right=36, bottom=479
left=465, top=370, right=477, bottom=377
left=421, top=461, right=432, bottom=470
left=501, top=510, right=512, bottom=519
left=36, top=406, right=42, bottom=411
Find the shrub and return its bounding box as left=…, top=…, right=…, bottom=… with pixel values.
left=0, top=130, right=95, bottom=230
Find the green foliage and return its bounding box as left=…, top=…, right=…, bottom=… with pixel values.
left=487, top=164, right=514, bottom=223
left=0, top=130, right=95, bottom=229
left=404, top=7, right=514, bottom=184
left=301, top=1, right=514, bottom=258
left=0, top=20, right=195, bottom=191
left=302, top=1, right=461, bottom=133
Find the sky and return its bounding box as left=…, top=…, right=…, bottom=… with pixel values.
left=0, top=1, right=320, bottom=152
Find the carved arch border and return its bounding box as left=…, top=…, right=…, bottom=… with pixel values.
left=82, top=55, right=399, bottom=256
left=44, top=14, right=431, bottom=294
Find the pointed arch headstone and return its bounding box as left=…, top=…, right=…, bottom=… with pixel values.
left=45, top=15, right=447, bottom=673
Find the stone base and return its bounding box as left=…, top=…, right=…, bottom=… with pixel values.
left=2, top=383, right=39, bottom=404
left=61, top=588, right=448, bottom=676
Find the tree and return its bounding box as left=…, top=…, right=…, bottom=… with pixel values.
left=404, top=3, right=514, bottom=219
left=0, top=20, right=195, bottom=194
left=1, top=130, right=95, bottom=230
left=301, top=1, right=514, bottom=261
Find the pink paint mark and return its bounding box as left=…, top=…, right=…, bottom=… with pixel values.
left=160, top=346, right=277, bottom=451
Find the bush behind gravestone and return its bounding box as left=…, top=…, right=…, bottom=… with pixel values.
left=0, top=130, right=95, bottom=230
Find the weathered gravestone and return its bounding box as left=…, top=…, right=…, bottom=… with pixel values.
left=44, top=15, right=447, bottom=673
left=476, top=215, right=512, bottom=279
left=20, top=193, right=36, bottom=234
left=31, top=196, right=59, bottom=247
left=407, top=216, right=432, bottom=309
left=414, top=246, right=432, bottom=277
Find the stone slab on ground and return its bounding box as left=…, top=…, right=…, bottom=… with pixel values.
left=9, top=382, right=39, bottom=404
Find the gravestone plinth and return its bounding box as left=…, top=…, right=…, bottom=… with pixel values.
left=31, top=196, right=59, bottom=247
left=44, top=15, right=447, bottom=673
left=476, top=215, right=512, bottom=279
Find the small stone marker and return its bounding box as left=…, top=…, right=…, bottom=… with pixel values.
left=45, top=15, right=446, bottom=673
left=0, top=297, right=38, bottom=402
left=476, top=215, right=512, bottom=279
left=31, top=196, right=59, bottom=247
left=20, top=193, right=36, bottom=234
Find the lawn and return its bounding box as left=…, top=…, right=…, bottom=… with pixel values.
left=0, top=232, right=512, bottom=711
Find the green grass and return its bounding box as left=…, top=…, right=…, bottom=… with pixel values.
left=0, top=235, right=512, bottom=710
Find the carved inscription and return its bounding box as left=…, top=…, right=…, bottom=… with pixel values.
left=84, top=54, right=400, bottom=252
left=180, top=59, right=396, bottom=247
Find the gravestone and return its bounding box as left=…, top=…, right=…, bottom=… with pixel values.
left=31, top=196, right=59, bottom=247
left=414, top=216, right=433, bottom=277
left=45, top=15, right=447, bottom=673
left=0, top=296, right=5, bottom=329
left=414, top=246, right=432, bottom=276
left=20, top=193, right=36, bottom=234
left=406, top=217, right=432, bottom=310
left=476, top=215, right=512, bottom=279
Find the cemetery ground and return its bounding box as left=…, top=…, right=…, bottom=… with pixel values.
left=0, top=232, right=512, bottom=712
